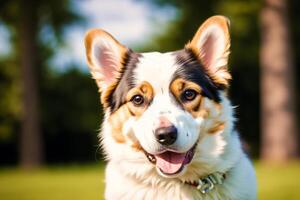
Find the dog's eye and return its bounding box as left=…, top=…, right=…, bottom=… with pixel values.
left=131, top=95, right=144, bottom=106
left=182, top=89, right=197, bottom=101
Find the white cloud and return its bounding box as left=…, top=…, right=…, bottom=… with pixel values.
left=0, top=24, right=12, bottom=57
left=51, top=0, right=176, bottom=71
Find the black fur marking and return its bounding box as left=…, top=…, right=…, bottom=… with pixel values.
left=172, top=49, right=221, bottom=102
left=106, top=49, right=141, bottom=112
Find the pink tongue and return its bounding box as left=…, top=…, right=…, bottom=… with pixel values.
left=155, top=152, right=186, bottom=174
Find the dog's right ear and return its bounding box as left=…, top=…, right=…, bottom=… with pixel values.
left=84, top=29, right=127, bottom=91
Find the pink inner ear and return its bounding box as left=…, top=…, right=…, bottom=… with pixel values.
left=98, top=46, right=119, bottom=85
left=201, top=34, right=216, bottom=70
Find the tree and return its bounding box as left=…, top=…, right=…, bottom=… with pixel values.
left=260, top=0, right=298, bottom=161
left=18, top=0, right=43, bottom=168
left=0, top=0, right=83, bottom=168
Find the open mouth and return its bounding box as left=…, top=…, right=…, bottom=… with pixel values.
left=145, top=145, right=196, bottom=175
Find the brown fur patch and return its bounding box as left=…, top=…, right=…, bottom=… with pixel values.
left=130, top=142, right=143, bottom=151
left=126, top=81, right=154, bottom=117
left=214, top=102, right=223, bottom=111
left=126, top=131, right=143, bottom=151
left=170, top=78, right=208, bottom=118
left=108, top=105, right=131, bottom=143
left=107, top=81, right=154, bottom=144
left=195, top=108, right=210, bottom=119
left=101, top=81, right=119, bottom=108
left=208, top=121, right=225, bottom=134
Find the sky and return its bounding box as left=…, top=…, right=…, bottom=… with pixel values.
left=51, top=0, right=176, bottom=71
left=0, top=24, right=11, bottom=58
left=0, top=0, right=176, bottom=71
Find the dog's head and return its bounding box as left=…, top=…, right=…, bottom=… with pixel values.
left=85, top=16, right=234, bottom=178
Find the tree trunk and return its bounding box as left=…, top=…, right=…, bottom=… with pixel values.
left=260, top=0, right=298, bottom=162
left=19, top=0, right=44, bottom=168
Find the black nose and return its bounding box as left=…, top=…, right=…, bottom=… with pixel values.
left=155, top=126, right=177, bottom=145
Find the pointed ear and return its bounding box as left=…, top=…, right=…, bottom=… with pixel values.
left=186, top=15, right=231, bottom=87
left=84, top=29, right=127, bottom=91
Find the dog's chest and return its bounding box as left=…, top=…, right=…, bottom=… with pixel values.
left=105, top=180, right=233, bottom=200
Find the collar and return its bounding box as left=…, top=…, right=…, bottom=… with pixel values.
left=184, top=172, right=227, bottom=194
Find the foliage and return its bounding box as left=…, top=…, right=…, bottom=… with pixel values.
left=41, top=68, right=102, bottom=163
left=0, top=67, right=102, bottom=165
left=0, top=0, right=99, bottom=165
left=0, top=56, right=20, bottom=140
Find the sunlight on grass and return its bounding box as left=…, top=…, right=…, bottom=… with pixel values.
left=0, top=161, right=300, bottom=200
left=256, top=161, right=300, bottom=200
left=0, top=164, right=105, bottom=200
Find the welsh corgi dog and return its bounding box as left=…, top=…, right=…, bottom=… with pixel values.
left=84, top=16, right=256, bottom=200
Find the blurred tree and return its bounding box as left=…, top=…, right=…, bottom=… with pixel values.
left=41, top=68, right=101, bottom=163
left=260, top=0, right=298, bottom=161
left=18, top=0, right=43, bottom=169
left=0, top=0, right=83, bottom=168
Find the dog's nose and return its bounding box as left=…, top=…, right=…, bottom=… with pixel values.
left=155, top=126, right=177, bottom=145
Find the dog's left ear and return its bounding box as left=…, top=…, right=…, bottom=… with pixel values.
left=186, top=15, right=231, bottom=87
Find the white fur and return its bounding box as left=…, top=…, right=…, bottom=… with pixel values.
left=134, top=52, right=178, bottom=93
left=99, top=52, right=257, bottom=200
left=132, top=52, right=199, bottom=156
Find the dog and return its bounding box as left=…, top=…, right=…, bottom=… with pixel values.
left=84, top=15, right=257, bottom=200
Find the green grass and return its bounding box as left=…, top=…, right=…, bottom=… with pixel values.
left=0, top=162, right=300, bottom=200
left=256, top=161, right=300, bottom=200
left=0, top=164, right=105, bottom=200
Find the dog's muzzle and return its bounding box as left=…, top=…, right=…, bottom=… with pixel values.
left=144, top=143, right=197, bottom=176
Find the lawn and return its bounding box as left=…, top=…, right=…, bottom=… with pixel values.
left=256, top=161, right=300, bottom=200
left=0, top=164, right=105, bottom=200
left=0, top=162, right=300, bottom=200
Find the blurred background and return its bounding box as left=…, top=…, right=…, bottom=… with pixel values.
left=0, top=0, right=299, bottom=199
